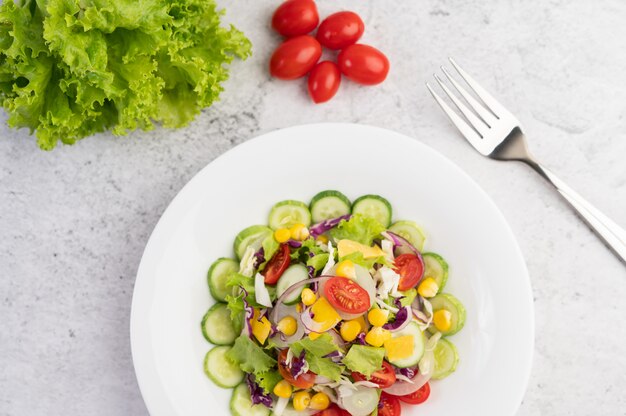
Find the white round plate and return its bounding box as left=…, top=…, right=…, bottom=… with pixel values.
left=131, top=123, right=533, bottom=416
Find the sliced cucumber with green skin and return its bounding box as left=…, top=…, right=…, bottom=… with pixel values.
left=429, top=293, right=466, bottom=336
left=204, top=346, right=244, bottom=388
left=207, top=258, right=239, bottom=302
left=388, top=220, right=426, bottom=251
left=422, top=253, right=449, bottom=293
left=351, top=195, right=392, bottom=227
left=268, top=200, right=312, bottom=230
left=386, top=321, right=425, bottom=368
left=432, top=338, right=459, bottom=380
left=309, top=190, right=352, bottom=223
left=231, top=383, right=270, bottom=416
left=201, top=303, right=237, bottom=345
left=233, top=225, right=273, bottom=260
left=276, top=264, right=309, bottom=305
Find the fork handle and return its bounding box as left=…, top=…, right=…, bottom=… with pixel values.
left=529, top=161, right=626, bottom=264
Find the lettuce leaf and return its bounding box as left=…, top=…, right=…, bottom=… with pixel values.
left=330, top=215, right=386, bottom=246
left=306, top=354, right=343, bottom=382
left=307, top=253, right=330, bottom=272
left=226, top=334, right=276, bottom=374
left=339, top=251, right=391, bottom=270
left=290, top=333, right=344, bottom=381
left=0, top=0, right=251, bottom=150
left=342, top=345, right=385, bottom=377
left=255, top=370, right=282, bottom=394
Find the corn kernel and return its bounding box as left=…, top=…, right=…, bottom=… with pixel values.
left=340, top=320, right=361, bottom=342
left=309, top=392, right=330, bottom=410
left=417, top=277, right=439, bottom=298
left=316, top=234, right=329, bottom=244
left=335, top=260, right=356, bottom=279
left=433, top=309, right=453, bottom=332
left=277, top=316, right=298, bottom=337
left=367, top=308, right=389, bottom=327
left=293, top=391, right=311, bottom=411
left=290, top=223, right=310, bottom=241
left=296, top=303, right=303, bottom=313
left=365, top=326, right=391, bottom=347
left=273, top=380, right=292, bottom=398
left=301, top=288, right=317, bottom=306
left=274, top=228, right=291, bottom=243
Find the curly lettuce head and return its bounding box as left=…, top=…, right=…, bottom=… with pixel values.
left=0, top=0, right=251, bottom=150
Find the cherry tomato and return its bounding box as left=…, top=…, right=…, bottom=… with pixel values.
left=263, top=244, right=291, bottom=284
left=337, top=44, right=389, bottom=85
left=324, top=276, right=370, bottom=314
left=316, top=11, right=365, bottom=50
left=270, top=35, right=322, bottom=80
left=379, top=392, right=402, bottom=416
left=397, top=382, right=431, bottom=405
left=313, top=404, right=351, bottom=416
left=272, top=0, right=319, bottom=37
left=277, top=349, right=316, bottom=389
left=352, top=360, right=397, bottom=389
left=394, top=253, right=424, bottom=291
left=307, top=61, right=341, bottom=103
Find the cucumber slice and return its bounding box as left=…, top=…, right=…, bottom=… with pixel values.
left=351, top=195, right=392, bottom=227
left=204, top=346, right=244, bottom=388
left=201, top=303, right=237, bottom=345
left=388, top=221, right=426, bottom=251
left=386, top=321, right=425, bottom=368
left=268, top=200, right=312, bottom=230
left=207, top=258, right=239, bottom=302
left=276, top=264, right=309, bottom=305
left=309, top=190, right=352, bottom=223
left=429, top=293, right=466, bottom=336
left=231, top=383, right=270, bottom=416
left=422, top=253, right=449, bottom=292
left=432, top=338, right=459, bottom=380
left=233, top=225, right=273, bottom=260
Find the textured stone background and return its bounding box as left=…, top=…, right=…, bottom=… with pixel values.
left=1, top=0, right=625, bottom=415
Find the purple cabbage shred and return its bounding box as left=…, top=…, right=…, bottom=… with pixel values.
left=245, top=374, right=273, bottom=408
left=290, top=351, right=308, bottom=379
left=383, top=306, right=411, bottom=331
left=253, top=248, right=265, bottom=269
left=399, top=367, right=417, bottom=379
left=309, top=214, right=352, bottom=238
left=355, top=332, right=367, bottom=345
left=287, top=239, right=302, bottom=248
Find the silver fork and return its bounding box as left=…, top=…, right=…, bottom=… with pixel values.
left=427, top=58, right=626, bottom=264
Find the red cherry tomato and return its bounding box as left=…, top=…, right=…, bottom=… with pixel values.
left=272, top=0, right=319, bottom=37
left=379, top=392, right=402, bottom=416
left=277, top=349, right=316, bottom=389
left=352, top=360, right=397, bottom=389
left=270, top=35, right=322, bottom=80
left=316, top=11, right=365, bottom=50
left=262, top=244, right=291, bottom=284
left=397, top=382, right=431, bottom=405
left=307, top=61, right=341, bottom=103
left=337, top=44, right=389, bottom=85
left=394, top=253, right=424, bottom=291
left=313, top=404, right=351, bottom=416
left=324, top=276, right=370, bottom=314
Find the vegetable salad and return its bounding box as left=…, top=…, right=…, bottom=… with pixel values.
left=201, top=191, right=466, bottom=416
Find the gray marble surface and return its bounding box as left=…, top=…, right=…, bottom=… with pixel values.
left=1, top=0, right=626, bottom=415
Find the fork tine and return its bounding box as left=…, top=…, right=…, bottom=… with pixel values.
left=433, top=74, right=488, bottom=137
left=448, top=57, right=508, bottom=119
left=426, top=82, right=483, bottom=146
left=441, top=66, right=497, bottom=127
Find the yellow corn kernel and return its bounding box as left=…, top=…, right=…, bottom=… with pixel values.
left=290, top=223, right=310, bottom=241
left=365, top=326, right=391, bottom=347
left=293, top=391, right=311, bottom=411
left=309, top=392, right=330, bottom=410
left=433, top=309, right=453, bottom=332
left=353, top=315, right=369, bottom=332
left=316, top=234, right=329, bottom=244
left=335, top=260, right=356, bottom=279
left=296, top=303, right=303, bottom=313
left=277, top=316, right=298, bottom=337
left=340, top=320, right=362, bottom=342
left=273, top=380, right=292, bottom=399
left=274, top=228, right=291, bottom=243
left=301, top=288, right=317, bottom=306
left=308, top=332, right=322, bottom=340
left=367, top=308, right=389, bottom=327
left=417, top=278, right=439, bottom=298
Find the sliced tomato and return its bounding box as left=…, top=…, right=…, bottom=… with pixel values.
left=314, top=404, right=351, bottom=416
left=351, top=360, right=397, bottom=389
left=397, top=382, right=430, bottom=405
left=379, top=392, right=402, bottom=416
left=263, top=244, right=291, bottom=284
left=323, top=276, right=370, bottom=314
left=277, top=349, right=316, bottom=389
left=394, top=253, right=424, bottom=291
